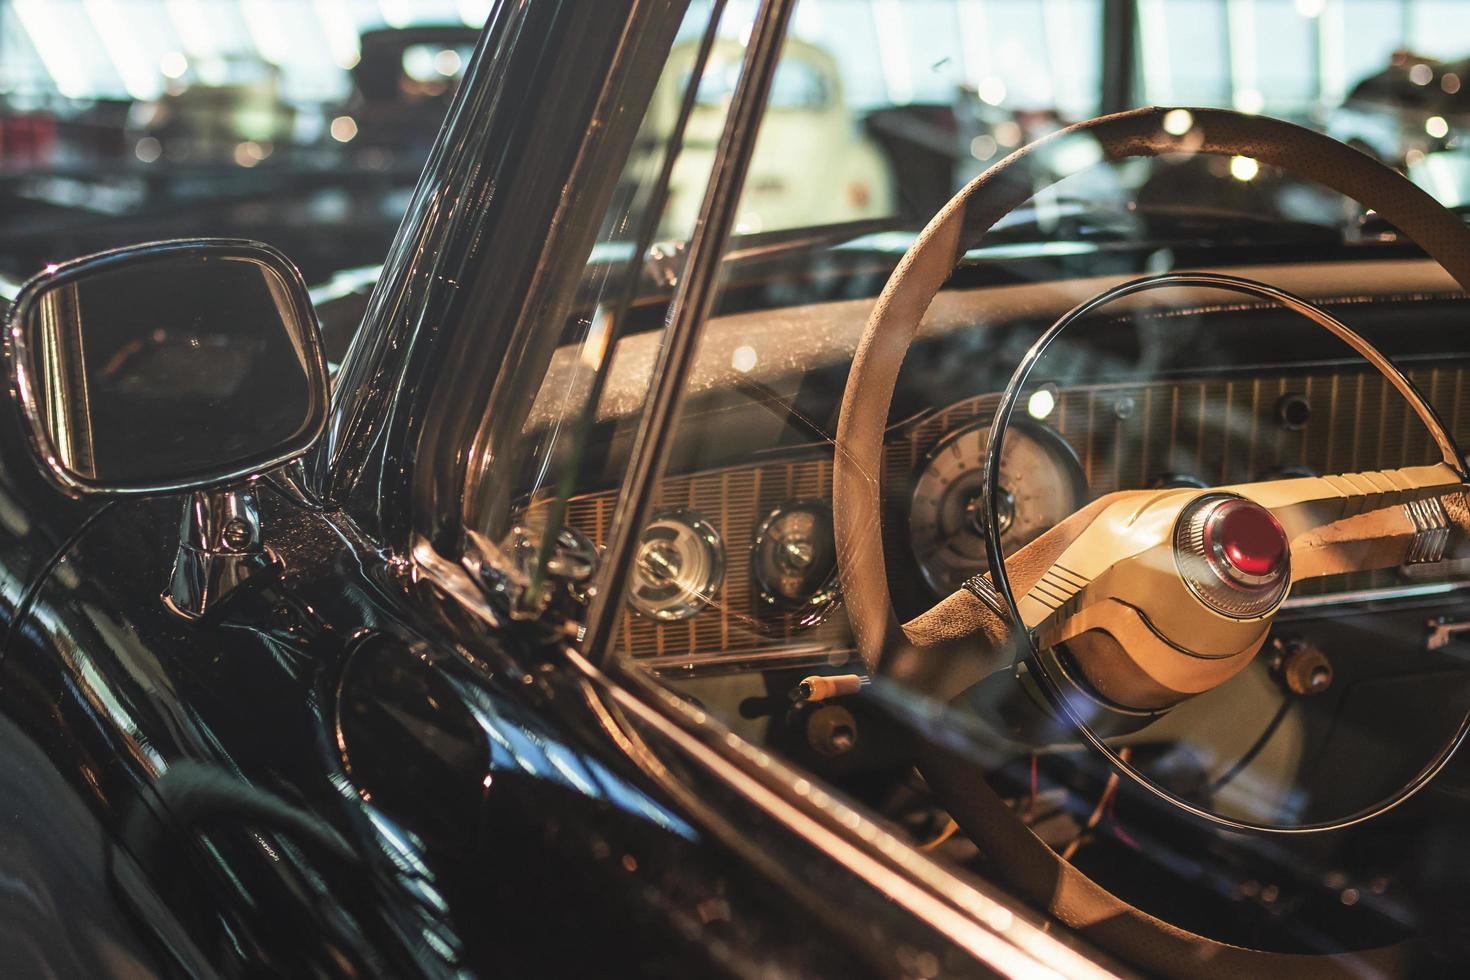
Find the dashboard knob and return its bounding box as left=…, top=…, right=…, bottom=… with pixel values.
left=1273, top=639, right=1333, bottom=696
left=1175, top=495, right=1290, bottom=618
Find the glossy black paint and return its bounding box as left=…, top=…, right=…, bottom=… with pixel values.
left=315, top=0, right=689, bottom=552
left=1, top=475, right=1000, bottom=976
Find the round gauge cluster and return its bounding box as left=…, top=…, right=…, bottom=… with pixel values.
left=752, top=501, right=839, bottom=623
left=627, top=509, right=724, bottom=621
left=909, top=420, right=1087, bottom=595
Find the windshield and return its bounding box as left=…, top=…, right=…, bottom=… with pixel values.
left=476, top=0, right=1470, bottom=973
left=639, top=0, right=1470, bottom=247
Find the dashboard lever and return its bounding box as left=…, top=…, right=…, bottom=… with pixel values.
left=793, top=674, right=866, bottom=703
left=1426, top=616, right=1470, bottom=651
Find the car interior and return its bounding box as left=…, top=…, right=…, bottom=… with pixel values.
left=12, top=0, right=1470, bottom=973
left=491, top=4, right=1470, bottom=972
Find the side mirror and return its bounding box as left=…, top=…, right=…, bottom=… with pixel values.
left=4, top=239, right=327, bottom=496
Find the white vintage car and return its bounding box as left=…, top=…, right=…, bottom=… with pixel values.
left=649, top=37, right=894, bottom=236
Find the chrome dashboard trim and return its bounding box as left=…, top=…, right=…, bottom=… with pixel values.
left=1282, top=578, right=1470, bottom=611
left=643, top=642, right=855, bottom=675
left=1405, top=496, right=1452, bottom=564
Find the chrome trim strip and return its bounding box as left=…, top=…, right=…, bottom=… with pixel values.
left=1283, top=578, right=1470, bottom=610
left=580, top=0, right=798, bottom=668
left=1405, top=496, right=1452, bottom=564
left=575, top=649, right=1121, bottom=980
left=961, top=572, right=1010, bottom=620
left=643, top=643, right=854, bottom=674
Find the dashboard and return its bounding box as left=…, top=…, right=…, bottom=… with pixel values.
left=512, top=255, right=1470, bottom=950
left=550, top=355, right=1470, bottom=670
left=520, top=258, right=1470, bottom=669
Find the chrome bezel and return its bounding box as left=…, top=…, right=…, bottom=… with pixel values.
left=1173, top=493, right=1290, bottom=619
left=627, top=507, right=725, bottom=622
left=908, top=416, right=1087, bottom=597
left=751, top=500, right=841, bottom=626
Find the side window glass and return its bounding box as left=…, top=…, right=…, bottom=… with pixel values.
left=466, top=2, right=736, bottom=578
left=579, top=1, right=1470, bottom=973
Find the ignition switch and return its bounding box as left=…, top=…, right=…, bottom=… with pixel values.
left=806, top=704, right=859, bottom=757
left=1271, top=638, right=1333, bottom=696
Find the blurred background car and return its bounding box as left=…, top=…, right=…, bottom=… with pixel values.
left=1327, top=50, right=1470, bottom=167
left=3, top=0, right=1470, bottom=343
left=125, top=55, right=309, bottom=167
left=651, top=36, right=895, bottom=236
left=336, top=25, right=479, bottom=162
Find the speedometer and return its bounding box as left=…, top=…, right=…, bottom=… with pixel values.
left=908, top=419, right=1087, bottom=595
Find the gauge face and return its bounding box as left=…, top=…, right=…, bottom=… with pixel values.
left=909, top=421, right=1087, bottom=595
left=627, top=509, right=724, bottom=621
left=753, top=502, right=838, bottom=621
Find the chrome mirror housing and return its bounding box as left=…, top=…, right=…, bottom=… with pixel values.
left=4, top=239, right=328, bottom=497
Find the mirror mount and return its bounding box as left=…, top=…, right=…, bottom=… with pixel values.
left=163, top=484, right=278, bottom=620
left=4, top=239, right=327, bottom=621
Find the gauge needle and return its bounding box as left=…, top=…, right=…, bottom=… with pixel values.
left=782, top=539, right=814, bottom=569
left=640, top=544, right=680, bottom=582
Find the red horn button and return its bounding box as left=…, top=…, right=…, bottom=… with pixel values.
left=1206, top=499, right=1288, bottom=584
left=1176, top=495, right=1290, bottom=618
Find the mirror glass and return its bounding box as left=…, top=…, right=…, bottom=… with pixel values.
left=13, top=245, right=326, bottom=492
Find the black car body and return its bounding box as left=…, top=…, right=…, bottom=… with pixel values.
left=1327, top=52, right=1470, bottom=166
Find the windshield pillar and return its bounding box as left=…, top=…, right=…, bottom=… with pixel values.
left=578, top=0, right=800, bottom=666
left=311, top=0, right=687, bottom=553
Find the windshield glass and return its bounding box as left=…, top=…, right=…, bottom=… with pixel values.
left=486, top=0, right=1470, bottom=972
left=640, top=0, right=1470, bottom=244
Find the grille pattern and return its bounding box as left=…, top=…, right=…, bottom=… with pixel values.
left=880, top=366, right=1467, bottom=493
left=550, top=362, right=1470, bottom=664
left=564, top=457, right=849, bottom=662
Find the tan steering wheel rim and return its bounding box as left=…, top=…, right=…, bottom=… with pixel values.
left=832, top=106, right=1470, bottom=976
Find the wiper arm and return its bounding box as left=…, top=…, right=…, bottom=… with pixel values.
left=638, top=215, right=908, bottom=286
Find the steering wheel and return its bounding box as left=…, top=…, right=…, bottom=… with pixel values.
left=833, top=107, right=1470, bottom=975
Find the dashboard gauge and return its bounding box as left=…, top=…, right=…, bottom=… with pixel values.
left=908, top=420, right=1087, bottom=595
left=627, top=509, right=724, bottom=621
left=752, top=501, right=839, bottom=622
left=500, top=521, right=600, bottom=604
